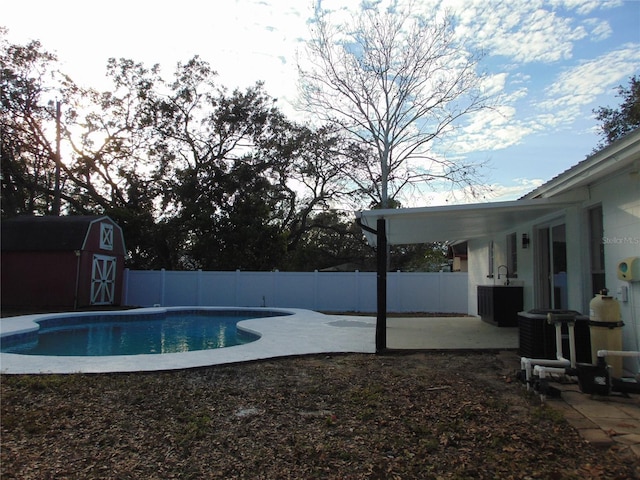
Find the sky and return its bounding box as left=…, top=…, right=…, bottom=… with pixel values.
left=2, top=0, right=640, bottom=206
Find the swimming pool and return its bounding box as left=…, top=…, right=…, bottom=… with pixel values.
left=0, top=309, right=277, bottom=356
left=0, top=307, right=376, bottom=374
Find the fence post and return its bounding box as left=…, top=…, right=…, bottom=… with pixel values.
left=196, top=269, right=202, bottom=306
left=271, top=269, right=280, bottom=308
left=354, top=270, right=360, bottom=313
left=438, top=271, right=443, bottom=312
left=313, top=270, right=319, bottom=310
left=235, top=270, right=241, bottom=306
left=160, top=268, right=166, bottom=306
left=122, top=268, right=129, bottom=306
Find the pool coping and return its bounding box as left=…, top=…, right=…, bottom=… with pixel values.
left=0, top=307, right=377, bottom=374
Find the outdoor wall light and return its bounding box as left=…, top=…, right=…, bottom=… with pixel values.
left=522, top=233, right=530, bottom=249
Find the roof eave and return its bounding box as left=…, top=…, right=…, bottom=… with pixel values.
left=357, top=198, right=578, bottom=246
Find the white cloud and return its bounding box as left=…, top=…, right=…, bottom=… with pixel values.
left=582, top=18, right=613, bottom=41
left=452, top=106, right=531, bottom=149
left=534, top=44, right=640, bottom=125
left=320, top=0, right=600, bottom=64
left=452, top=120, right=535, bottom=154
left=443, top=75, right=532, bottom=155
left=485, top=178, right=546, bottom=201
left=322, top=0, right=631, bottom=74
left=548, top=0, right=624, bottom=16
left=447, top=0, right=617, bottom=63
left=479, top=72, right=509, bottom=97
left=403, top=176, right=545, bottom=206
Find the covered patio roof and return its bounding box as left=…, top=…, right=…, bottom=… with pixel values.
left=356, top=197, right=579, bottom=352
left=356, top=197, right=578, bottom=246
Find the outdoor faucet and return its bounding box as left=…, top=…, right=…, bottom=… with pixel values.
left=497, top=265, right=510, bottom=285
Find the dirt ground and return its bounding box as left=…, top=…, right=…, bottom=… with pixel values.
left=2, top=351, right=639, bottom=479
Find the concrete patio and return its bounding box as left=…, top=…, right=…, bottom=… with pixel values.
left=386, top=316, right=518, bottom=350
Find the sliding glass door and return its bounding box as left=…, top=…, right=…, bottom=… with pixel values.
left=535, top=222, right=568, bottom=310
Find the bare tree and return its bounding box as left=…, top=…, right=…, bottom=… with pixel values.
left=298, top=2, right=493, bottom=208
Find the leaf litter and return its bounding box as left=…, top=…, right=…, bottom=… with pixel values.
left=2, top=351, right=639, bottom=479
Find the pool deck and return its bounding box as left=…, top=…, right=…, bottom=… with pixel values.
left=0, top=308, right=517, bottom=374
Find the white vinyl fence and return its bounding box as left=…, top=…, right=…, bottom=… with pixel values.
left=123, top=269, right=468, bottom=313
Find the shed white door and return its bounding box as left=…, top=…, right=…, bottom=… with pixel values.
left=91, top=254, right=117, bottom=305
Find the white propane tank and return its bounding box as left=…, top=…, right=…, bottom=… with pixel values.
left=589, top=289, right=624, bottom=378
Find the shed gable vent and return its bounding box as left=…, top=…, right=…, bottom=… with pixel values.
left=100, top=223, right=114, bottom=251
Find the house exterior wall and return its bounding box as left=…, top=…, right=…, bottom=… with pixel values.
left=592, top=170, right=640, bottom=361
left=467, top=240, right=488, bottom=315
left=467, top=209, right=561, bottom=315
left=466, top=166, right=640, bottom=373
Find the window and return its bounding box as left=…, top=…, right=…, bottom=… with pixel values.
left=100, top=223, right=114, bottom=251
left=507, top=232, right=517, bottom=277
left=588, top=206, right=605, bottom=295
left=535, top=224, right=568, bottom=309
left=488, top=241, right=494, bottom=277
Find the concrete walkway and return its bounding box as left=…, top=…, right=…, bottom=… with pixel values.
left=498, top=351, right=640, bottom=468
left=547, top=379, right=640, bottom=468
left=553, top=387, right=640, bottom=445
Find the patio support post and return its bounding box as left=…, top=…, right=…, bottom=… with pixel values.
left=376, top=218, right=387, bottom=352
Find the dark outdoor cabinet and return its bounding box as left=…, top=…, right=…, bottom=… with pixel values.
left=477, top=286, right=524, bottom=327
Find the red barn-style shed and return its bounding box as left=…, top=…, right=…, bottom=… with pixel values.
left=1, top=216, right=127, bottom=309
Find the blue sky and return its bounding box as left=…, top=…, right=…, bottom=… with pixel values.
left=3, top=0, right=639, bottom=206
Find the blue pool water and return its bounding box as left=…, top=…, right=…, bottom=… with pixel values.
left=0, top=310, right=277, bottom=356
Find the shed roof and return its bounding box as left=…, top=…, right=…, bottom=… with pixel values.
left=1, top=215, right=114, bottom=252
